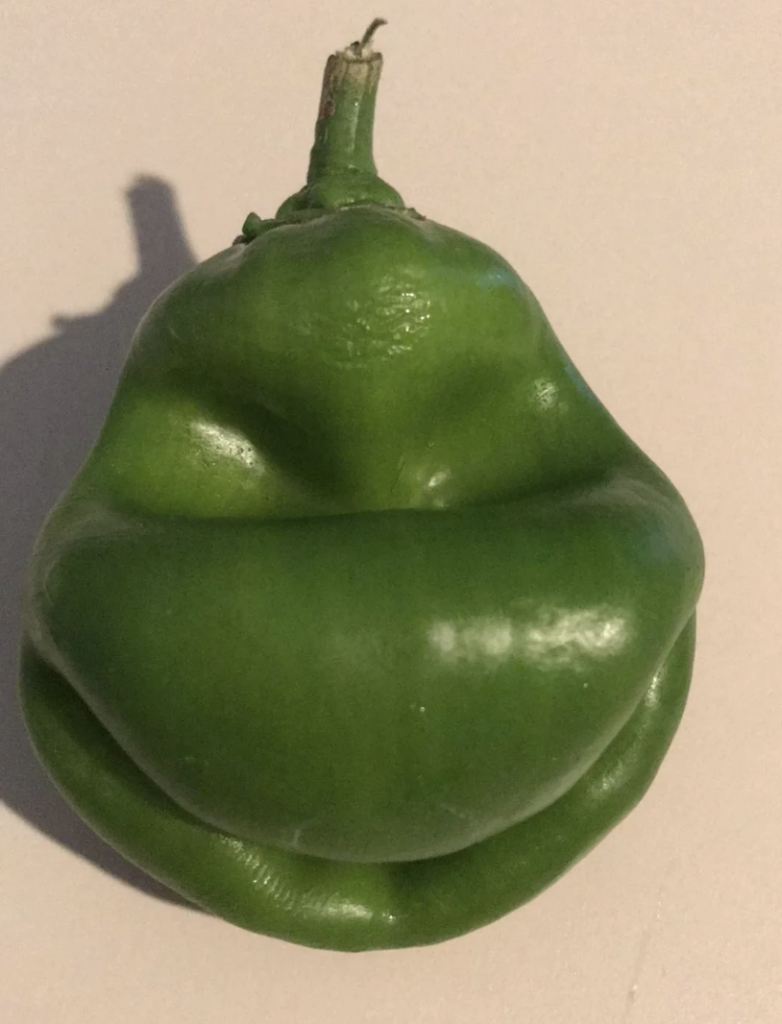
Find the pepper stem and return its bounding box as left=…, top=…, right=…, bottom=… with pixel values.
left=358, top=18, right=386, bottom=50
left=276, top=19, right=404, bottom=217
left=356, top=17, right=387, bottom=52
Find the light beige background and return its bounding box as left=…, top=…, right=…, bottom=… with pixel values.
left=2, top=1, right=780, bottom=1021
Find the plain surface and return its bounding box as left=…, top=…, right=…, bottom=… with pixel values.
left=1, top=1, right=779, bottom=1021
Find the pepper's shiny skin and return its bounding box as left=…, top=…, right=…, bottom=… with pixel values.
left=20, top=619, right=695, bottom=951
left=19, top=30, right=704, bottom=950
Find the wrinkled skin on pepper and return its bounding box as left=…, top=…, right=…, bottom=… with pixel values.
left=19, top=27, right=704, bottom=951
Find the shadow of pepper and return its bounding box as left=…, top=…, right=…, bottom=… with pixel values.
left=0, top=176, right=201, bottom=907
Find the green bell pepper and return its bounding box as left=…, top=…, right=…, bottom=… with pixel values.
left=19, top=21, right=704, bottom=951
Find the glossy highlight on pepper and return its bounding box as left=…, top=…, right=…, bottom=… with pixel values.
left=19, top=20, right=704, bottom=950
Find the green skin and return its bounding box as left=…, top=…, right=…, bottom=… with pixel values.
left=19, top=30, right=704, bottom=950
